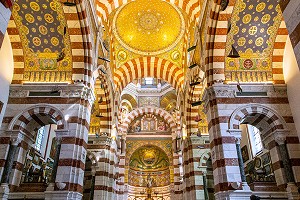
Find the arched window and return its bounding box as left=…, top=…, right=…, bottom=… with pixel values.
left=247, top=125, right=263, bottom=156
left=35, top=126, right=45, bottom=152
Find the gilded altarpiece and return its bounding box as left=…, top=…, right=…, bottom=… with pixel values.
left=225, top=0, right=282, bottom=83
left=12, top=0, right=72, bottom=82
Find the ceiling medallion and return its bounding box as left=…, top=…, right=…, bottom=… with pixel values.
left=113, top=0, right=185, bottom=56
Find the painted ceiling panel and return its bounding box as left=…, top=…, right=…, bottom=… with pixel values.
left=12, top=0, right=72, bottom=82
left=225, top=0, right=282, bottom=83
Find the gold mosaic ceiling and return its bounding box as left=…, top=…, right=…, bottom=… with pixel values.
left=229, top=0, right=281, bottom=55
left=225, top=0, right=282, bottom=83
left=112, top=0, right=185, bottom=56
left=129, top=145, right=170, bottom=171
left=12, top=0, right=72, bottom=82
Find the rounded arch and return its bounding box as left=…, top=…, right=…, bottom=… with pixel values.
left=121, top=106, right=176, bottom=135
left=8, top=104, right=68, bottom=135
left=228, top=104, right=288, bottom=131
left=113, top=57, right=184, bottom=94
left=121, top=93, right=138, bottom=109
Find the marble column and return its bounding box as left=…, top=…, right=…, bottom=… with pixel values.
left=1, top=138, right=20, bottom=184
left=50, top=137, right=62, bottom=183
left=90, top=167, right=96, bottom=200
left=0, top=133, right=22, bottom=200
left=120, top=136, right=126, bottom=155
left=274, top=131, right=300, bottom=200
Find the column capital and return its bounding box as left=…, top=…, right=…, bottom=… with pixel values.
left=274, top=130, right=288, bottom=145
left=227, top=129, right=242, bottom=144
left=7, top=130, right=33, bottom=146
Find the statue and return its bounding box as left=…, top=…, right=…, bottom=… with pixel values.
left=146, top=174, right=153, bottom=188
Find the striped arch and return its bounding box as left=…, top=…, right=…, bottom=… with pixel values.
left=93, top=73, right=114, bottom=133
left=8, top=104, right=67, bottom=136
left=272, top=20, right=289, bottom=84
left=204, top=0, right=233, bottom=86
left=185, top=67, right=204, bottom=135
left=96, top=0, right=202, bottom=25
left=114, top=57, right=184, bottom=94
left=121, top=106, right=176, bottom=134
left=229, top=104, right=288, bottom=139
left=7, top=0, right=95, bottom=86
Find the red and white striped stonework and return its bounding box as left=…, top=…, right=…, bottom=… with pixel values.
left=204, top=0, right=234, bottom=86
left=273, top=21, right=289, bottom=84
left=0, top=87, right=92, bottom=198
left=280, top=0, right=300, bottom=69
left=202, top=84, right=300, bottom=197
left=229, top=103, right=300, bottom=189
left=87, top=136, right=119, bottom=200
left=92, top=74, right=114, bottom=134
left=113, top=57, right=185, bottom=95
left=180, top=136, right=211, bottom=200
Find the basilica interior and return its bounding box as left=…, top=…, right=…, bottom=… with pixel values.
left=0, top=0, right=300, bottom=199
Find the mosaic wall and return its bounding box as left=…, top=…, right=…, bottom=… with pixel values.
left=128, top=114, right=170, bottom=133
left=125, top=139, right=173, bottom=184
left=138, top=97, right=159, bottom=107
left=128, top=145, right=170, bottom=187
left=225, top=0, right=282, bottom=83
left=12, top=0, right=72, bottom=82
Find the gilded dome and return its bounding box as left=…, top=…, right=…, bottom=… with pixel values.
left=112, top=0, right=185, bottom=56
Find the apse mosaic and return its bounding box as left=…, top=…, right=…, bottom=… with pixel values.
left=128, top=114, right=170, bottom=133
left=110, top=0, right=187, bottom=68
left=125, top=140, right=173, bottom=184
left=12, top=0, right=72, bottom=82
left=225, top=0, right=282, bottom=83
left=128, top=145, right=171, bottom=187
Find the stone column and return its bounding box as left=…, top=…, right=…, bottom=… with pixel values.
left=120, top=135, right=126, bottom=155
left=0, top=132, right=22, bottom=200
left=274, top=131, right=300, bottom=200
left=90, top=167, right=96, bottom=200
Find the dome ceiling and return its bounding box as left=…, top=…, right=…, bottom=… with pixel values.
left=110, top=0, right=187, bottom=69
left=113, top=0, right=185, bottom=56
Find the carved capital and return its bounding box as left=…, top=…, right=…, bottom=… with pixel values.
left=227, top=129, right=242, bottom=144
left=7, top=130, right=29, bottom=146
left=274, top=130, right=287, bottom=145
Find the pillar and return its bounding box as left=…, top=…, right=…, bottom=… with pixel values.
left=274, top=131, right=300, bottom=200
left=0, top=132, right=22, bottom=200
left=90, top=167, right=96, bottom=200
